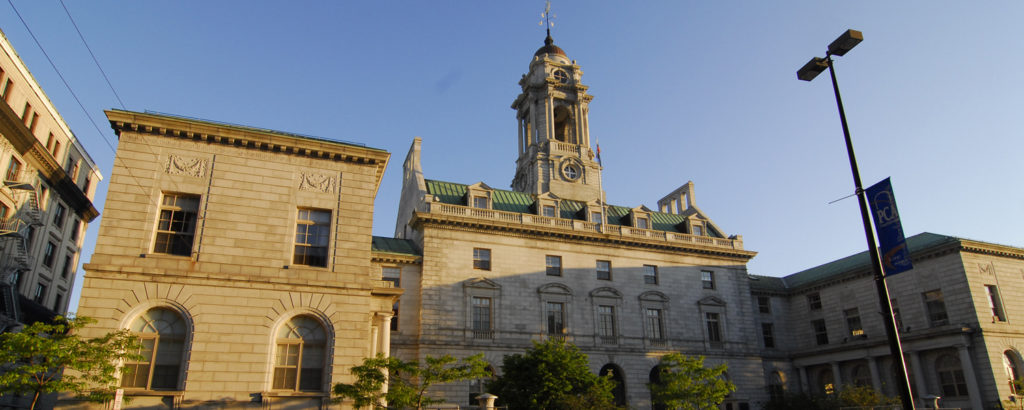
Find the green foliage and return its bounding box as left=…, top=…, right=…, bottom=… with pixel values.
left=0, top=316, right=141, bottom=410
left=487, top=339, right=619, bottom=410
left=762, top=385, right=900, bottom=410
left=648, top=354, right=735, bottom=410
left=333, top=353, right=490, bottom=409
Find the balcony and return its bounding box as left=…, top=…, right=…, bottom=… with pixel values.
left=419, top=202, right=745, bottom=251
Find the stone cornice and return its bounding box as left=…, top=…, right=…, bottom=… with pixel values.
left=371, top=251, right=422, bottom=265
left=106, top=110, right=391, bottom=192
left=0, top=98, right=99, bottom=221
left=958, top=238, right=1024, bottom=261
left=411, top=210, right=756, bottom=262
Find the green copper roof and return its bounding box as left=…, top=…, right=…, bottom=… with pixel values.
left=778, top=232, right=958, bottom=289
left=371, top=236, right=420, bottom=256
left=422, top=179, right=721, bottom=235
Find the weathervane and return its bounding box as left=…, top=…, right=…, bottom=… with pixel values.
left=539, top=1, right=556, bottom=36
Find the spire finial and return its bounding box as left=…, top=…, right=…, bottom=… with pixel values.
left=539, top=1, right=555, bottom=44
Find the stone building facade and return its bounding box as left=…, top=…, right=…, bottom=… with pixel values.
left=750, top=233, right=1024, bottom=410
left=0, top=28, right=101, bottom=329
left=74, top=110, right=398, bottom=408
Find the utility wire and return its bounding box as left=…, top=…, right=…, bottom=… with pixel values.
left=59, top=0, right=125, bottom=109
left=7, top=0, right=147, bottom=195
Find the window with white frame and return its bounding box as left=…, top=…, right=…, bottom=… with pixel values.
left=122, top=308, right=188, bottom=390
left=273, top=316, right=328, bottom=392
left=154, top=193, right=199, bottom=256
left=294, top=208, right=330, bottom=267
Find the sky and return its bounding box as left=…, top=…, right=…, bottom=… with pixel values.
left=1, top=1, right=1021, bottom=313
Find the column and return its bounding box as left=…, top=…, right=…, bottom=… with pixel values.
left=377, top=312, right=394, bottom=358
left=908, top=351, right=927, bottom=405
left=957, top=344, right=984, bottom=410
left=798, top=366, right=809, bottom=393
left=867, top=356, right=882, bottom=392
left=831, top=362, right=842, bottom=392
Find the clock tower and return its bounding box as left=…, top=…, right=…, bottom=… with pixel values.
left=510, top=33, right=601, bottom=202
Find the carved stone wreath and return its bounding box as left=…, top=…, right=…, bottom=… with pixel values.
left=166, top=155, right=208, bottom=178
left=299, top=172, right=337, bottom=193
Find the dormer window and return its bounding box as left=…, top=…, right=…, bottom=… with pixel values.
left=692, top=224, right=704, bottom=236
left=542, top=205, right=556, bottom=217
left=635, top=217, right=649, bottom=229
left=553, top=69, right=569, bottom=84
left=590, top=211, right=602, bottom=224
left=466, top=182, right=493, bottom=209
left=473, top=196, right=488, bottom=209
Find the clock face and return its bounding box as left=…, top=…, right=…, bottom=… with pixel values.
left=553, top=69, right=569, bottom=84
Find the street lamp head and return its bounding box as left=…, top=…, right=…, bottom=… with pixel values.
left=827, top=29, right=863, bottom=57
left=797, top=57, right=828, bottom=81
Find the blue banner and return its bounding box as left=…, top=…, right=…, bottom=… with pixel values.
left=866, top=178, right=913, bottom=276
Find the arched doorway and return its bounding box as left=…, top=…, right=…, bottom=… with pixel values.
left=600, top=363, right=626, bottom=406
left=649, top=365, right=666, bottom=410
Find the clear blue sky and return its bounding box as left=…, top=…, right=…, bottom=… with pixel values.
left=2, top=1, right=1021, bottom=313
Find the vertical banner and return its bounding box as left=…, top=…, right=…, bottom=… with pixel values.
left=866, top=177, right=913, bottom=276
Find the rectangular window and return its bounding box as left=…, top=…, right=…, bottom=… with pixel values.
left=21, top=102, right=31, bottom=120
left=473, top=196, right=488, bottom=209
left=53, top=203, right=66, bottom=228
left=757, top=296, right=771, bottom=314
left=43, top=241, right=57, bottom=268
left=812, top=319, right=828, bottom=345
left=33, top=283, right=46, bottom=304
left=923, top=289, right=949, bottom=326
left=692, top=224, right=704, bottom=236
left=472, top=297, right=492, bottom=332
left=545, top=255, right=562, bottom=276
left=542, top=205, right=556, bottom=217
left=597, top=260, right=612, bottom=281
left=154, top=194, right=200, bottom=256
left=643, top=264, right=658, bottom=284
left=986, top=285, right=1006, bottom=321
left=46, top=133, right=55, bottom=151
left=701, top=270, right=715, bottom=289
left=0, top=79, right=12, bottom=102
left=53, top=293, right=63, bottom=312
left=69, top=219, right=81, bottom=241
left=590, top=211, right=602, bottom=224
left=294, top=208, right=330, bottom=267
left=546, top=302, right=565, bottom=334
left=0, top=203, right=8, bottom=219
left=52, top=140, right=61, bottom=159
left=891, top=298, right=903, bottom=329
left=761, top=322, right=775, bottom=348
left=807, top=292, right=822, bottom=310
left=646, top=308, right=664, bottom=340
left=27, top=112, right=39, bottom=133
left=6, top=157, right=22, bottom=181
left=705, top=312, right=722, bottom=343
left=845, top=308, right=864, bottom=336
left=598, top=305, right=616, bottom=338
left=635, top=217, right=649, bottom=229
left=473, top=248, right=491, bottom=270
left=61, top=253, right=74, bottom=279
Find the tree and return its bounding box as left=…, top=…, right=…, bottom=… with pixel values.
left=649, top=354, right=735, bottom=410
left=487, top=339, right=619, bottom=410
left=0, top=316, right=140, bottom=410
left=333, top=353, right=490, bottom=409
left=762, top=385, right=900, bottom=410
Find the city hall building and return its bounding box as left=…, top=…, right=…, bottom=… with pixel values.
left=69, top=33, right=1024, bottom=410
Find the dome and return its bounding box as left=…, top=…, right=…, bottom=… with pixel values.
left=534, top=34, right=567, bottom=58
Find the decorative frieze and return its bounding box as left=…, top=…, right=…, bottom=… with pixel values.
left=166, top=155, right=208, bottom=178
left=299, top=172, right=337, bottom=193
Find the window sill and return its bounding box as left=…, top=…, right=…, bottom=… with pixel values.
left=120, top=389, right=184, bottom=397
left=141, top=252, right=193, bottom=260
left=262, top=391, right=329, bottom=398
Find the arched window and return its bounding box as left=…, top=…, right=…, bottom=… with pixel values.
left=1004, top=350, right=1022, bottom=394
left=650, top=365, right=667, bottom=410
left=767, top=371, right=785, bottom=401
left=552, top=106, right=573, bottom=143
left=121, top=307, right=188, bottom=390
left=600, top=364, right=627, bottom=406
left=273, top=315, right=328, bottom=392
left=936, top=354, right=968, bottom=397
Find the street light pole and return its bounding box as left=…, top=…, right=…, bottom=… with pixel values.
left=798, top=30, right=916, bottom=410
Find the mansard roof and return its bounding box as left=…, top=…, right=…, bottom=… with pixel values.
left=423, top=178, right=725, bottom=237
left=750, top=232, right=1024, bottom=293
left=371, top=236, right=420, bottom=257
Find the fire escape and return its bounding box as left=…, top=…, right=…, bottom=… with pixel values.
left=0, top=173, right=44, bottom=326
